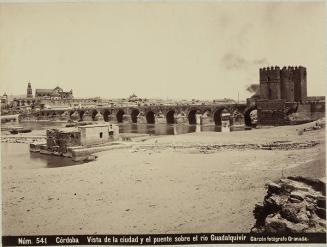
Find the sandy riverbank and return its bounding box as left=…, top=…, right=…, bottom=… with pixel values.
left=1, top=122, right=325, bottom=235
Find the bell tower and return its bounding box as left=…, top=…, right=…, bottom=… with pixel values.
left=27, top=82, right=33, bottom=98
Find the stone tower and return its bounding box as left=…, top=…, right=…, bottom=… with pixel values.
left=27, top=82, right=33, bottom=98
left=259, top=66, right=281, bottom=100
left=259, top=66, right=307, bottom=102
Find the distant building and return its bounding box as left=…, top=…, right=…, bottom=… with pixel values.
left=35, top=86, right=73, bottom=100
left=1, top=93, right=8, bottom=110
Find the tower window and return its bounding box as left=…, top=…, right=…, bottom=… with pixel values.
left=99, top=132, right=103, bottom=138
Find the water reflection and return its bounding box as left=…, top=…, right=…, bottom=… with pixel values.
left=2, top=121, right=245, bottom=136
left=1, top=143, right=83, bottom=170
left=117, top=123, right=244, bottom=135
left=1, top=122, right=246, bottom=170
left=1, top=121, right=66, bottom=130
left=29, top=152, right=85, bottom=168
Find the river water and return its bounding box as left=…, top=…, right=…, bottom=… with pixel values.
left=1, top=121, right=246, bottom=134
left=1, top=121, right=246, bottom=169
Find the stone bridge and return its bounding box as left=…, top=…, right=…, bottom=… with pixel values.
left=30, top=103, right=257, bottom=126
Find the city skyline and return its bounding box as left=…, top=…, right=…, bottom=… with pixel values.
left=0, top=2, right=325, bottom=100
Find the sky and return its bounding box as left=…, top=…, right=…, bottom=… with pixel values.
left=0, top=1, right=325, bottom=100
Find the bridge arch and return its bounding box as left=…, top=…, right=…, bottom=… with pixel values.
left=131, top=109, right=140, bottom=123
left=146, top=111, right=155, bottom=124
left=91, top=110, right=98, bottom=121
left=166, top=110, right=175, bottom=124
left=188, top=109, right=197, bottom=125
left=116, top=109, right=125, bottom=123
left=103, top=109, right=111, bottom=122
left=79, top=110, right=85, bottom=121
left=213, top=108, right=229, bottom=125
left=244, top=106, right=257, bottom=127
left=70, top=111, right=79, bottom=121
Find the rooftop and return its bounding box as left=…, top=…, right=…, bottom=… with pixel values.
left=77, top=123, right=113, bottom=129
left=48, top=127, right=79, bottom=133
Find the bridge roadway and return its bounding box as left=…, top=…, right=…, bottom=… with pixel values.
left=24, top=102, right=254, bottom=126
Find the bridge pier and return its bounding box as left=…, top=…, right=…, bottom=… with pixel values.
left=60, top=111, right=70, bottom=121
left=94, top=112, right=104, bottom=122
left=123, top=114, right=132, bottom=123
left=176, top=112, right=188, bottom=124
left=51, top=113, right=62, bottom=122
left=137, top=111, right=147, bottom=124
left=82, top=112, right=93, bottom=122
left=70, top=111, right=79, bottom=121
left=107, top=114, right=115, bottom=122
left=155, top=111, right=166, bottom=124
left=195, top=113, right=202, bottom=125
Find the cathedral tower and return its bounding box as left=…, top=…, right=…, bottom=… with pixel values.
left=27, top=82, right=33, bottom=98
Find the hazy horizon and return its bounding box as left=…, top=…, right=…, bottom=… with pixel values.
left=0, top=2, right=325, bottom=100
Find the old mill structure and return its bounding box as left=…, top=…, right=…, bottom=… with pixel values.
left=30, top=123, right=120, bottom=161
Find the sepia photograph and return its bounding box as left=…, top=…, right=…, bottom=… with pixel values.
left=0, top=0, right=326, bottom=245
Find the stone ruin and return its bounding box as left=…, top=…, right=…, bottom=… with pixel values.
left=252, top=176, right=326, bottom=233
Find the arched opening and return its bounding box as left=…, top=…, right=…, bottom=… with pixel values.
left=79, top=111, right=85, bottom=121
left=92, top=110, right=98, bottom=121
left=131, top=109, right=140, bottom=123
left=232, top=111, right=244, bottom=126
left=244, top=107, right=257, bottom=127
left=146, top=111, right=155, bottom=124
left=188, top=110, right=197, bottom=125
left=166, top=110, right=175, bottom=124
left=116, top=109, right=125, bottom=123
left=103, top=109, right=111, bottom=122
left=213, top=109, right=225, bottom=125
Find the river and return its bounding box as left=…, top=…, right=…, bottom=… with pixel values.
left=1, top=121, right=246, bottom=169
left=1, top=121, right=246, bottom=134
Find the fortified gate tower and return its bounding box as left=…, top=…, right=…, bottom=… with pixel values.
left=256, top=65, right=324, bottom=126
left=259, top=66, right=307, bottom=102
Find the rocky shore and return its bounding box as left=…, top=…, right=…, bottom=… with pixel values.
left=252, top=176, right=326, bottom=233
